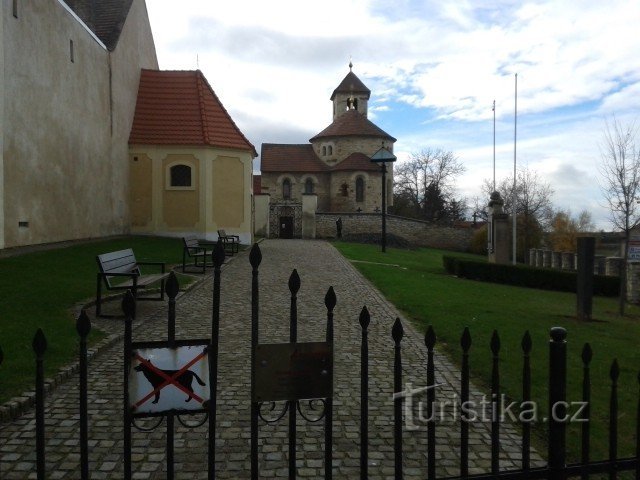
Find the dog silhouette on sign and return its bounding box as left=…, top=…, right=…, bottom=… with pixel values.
left=135, top=359, right=206, bottom=404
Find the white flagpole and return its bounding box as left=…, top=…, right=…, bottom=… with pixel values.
left=512, top=73, right=518, bottom=265
left=493, top=100, right=496, bottom=192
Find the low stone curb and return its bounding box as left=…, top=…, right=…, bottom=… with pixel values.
left=0, top=252, right=243, bottom=424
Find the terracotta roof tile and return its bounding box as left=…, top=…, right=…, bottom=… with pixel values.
left=310, top=110, right=396, bottom=142
left=261, top=144, right=329, bottom=173
left=129, top=70, right=257, bottom=156
left=331, top=152, right=380, bottom=172
left=330, top=71, right=371, bottom=100
left=63, top=0, right=132, bottom=51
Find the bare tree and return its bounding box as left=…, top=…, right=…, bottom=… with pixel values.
left=394, top=148, right=466, bottom=222
left=482, top=166, right=554, bottom=260
left=598, top=117, right=640, bottom=315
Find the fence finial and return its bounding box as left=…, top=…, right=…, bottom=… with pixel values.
left=324, top=286, right=336, bottom=311
left=425, top=325, right=436, bottom=349
left=610, top=359, right=620, bottom=381
left=122, top=291, right=136, bottom=319
left=490, top=329, right=500, bottom=354
left=461, top=327, right=471, bottom=352
left=581, top=343, right=593, bottom=364
left=76, top=309, right=91, bottom=338
left=32, top=328, right=47, bottom=357
left=166, top=271, right=180, bottom=299
left=358, top=306, right=370, bottom=329
left=213, top=240, right=226, bottom=267
left=288, top=269, right=301, bottom=294
left=521, top=330, right=532, bottom=354
left=249, top=243, right=262, bottom=268
left=392, top=318, right=404, bottom=343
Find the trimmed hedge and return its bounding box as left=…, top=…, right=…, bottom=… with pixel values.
left=442, top=256, right=620, bottom=297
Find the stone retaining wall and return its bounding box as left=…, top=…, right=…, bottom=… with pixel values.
left=316, top=213, right=474, bottom=251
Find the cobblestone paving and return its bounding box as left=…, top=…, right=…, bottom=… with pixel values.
left=0, top=239, right=543, bottom=479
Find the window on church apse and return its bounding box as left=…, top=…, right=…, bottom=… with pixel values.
left=283, top=178, right=292, bottom=199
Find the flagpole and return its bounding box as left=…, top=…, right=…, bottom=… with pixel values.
left=493, top=100, right=496, bottom=192
left=512, top=73, right=517, bottom=265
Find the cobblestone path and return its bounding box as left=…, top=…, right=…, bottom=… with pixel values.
left=0, top=239, right=541, bottom=479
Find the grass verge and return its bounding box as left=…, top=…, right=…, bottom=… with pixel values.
left=0, top=236, right=198, bottom=403
left=334, top=241, right=640, bottom=462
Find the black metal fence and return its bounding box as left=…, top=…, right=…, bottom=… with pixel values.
left=1, top=241, right=639, bottom=479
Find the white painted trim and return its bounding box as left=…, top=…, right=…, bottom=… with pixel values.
left=56, top=0, right=108, bottom=51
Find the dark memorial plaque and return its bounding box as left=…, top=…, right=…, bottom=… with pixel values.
left=253, top=342, right=332, bottom=402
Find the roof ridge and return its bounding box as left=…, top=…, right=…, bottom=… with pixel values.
left=197, top=70, right=258, bottom=157
left=195, top=71, right=210, bottom=145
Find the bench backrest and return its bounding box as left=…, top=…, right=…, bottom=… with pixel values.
left=217, top=229, right=227, bottom=237
left=183, top=235, right=199, bottom=249
left=97, top=248, right=139, bottom=287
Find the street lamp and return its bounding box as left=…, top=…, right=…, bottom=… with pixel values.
left=370, top=145, right=397, bottom=252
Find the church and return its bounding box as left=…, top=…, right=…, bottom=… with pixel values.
left=0, top=0, right=256, bottom=249
left=256, top=63, right=396, bottom=239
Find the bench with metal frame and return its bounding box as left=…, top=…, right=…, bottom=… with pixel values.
left=182, top=235, right=216, bottom=273
left=96, top=248, right=170, bottom=318
left=217, top=229, right=239, bottom=256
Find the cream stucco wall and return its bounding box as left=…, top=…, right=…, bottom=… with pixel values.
left=1, top=0, right=157, bottom=248
left=254, top=194, right=270, bottom=237
left=129, top=145, right=254, bottom=244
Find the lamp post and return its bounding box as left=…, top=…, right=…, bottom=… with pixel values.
left=371, top=146, right=397, bottom=252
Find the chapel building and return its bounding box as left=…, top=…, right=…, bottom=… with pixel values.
left=257, top=63, right=396, bottom=238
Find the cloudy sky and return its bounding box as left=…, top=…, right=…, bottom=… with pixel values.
left=145, top=0, right=640, bottom=229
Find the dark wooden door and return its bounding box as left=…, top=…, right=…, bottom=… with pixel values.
left=279, top=216, right=294, bottom=238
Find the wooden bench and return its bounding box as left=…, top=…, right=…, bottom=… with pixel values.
left=217, top=229, right=239, bottom=256
left=182, top=235, right=216, bottom=273
left=96, top=248, right=171, bottom=318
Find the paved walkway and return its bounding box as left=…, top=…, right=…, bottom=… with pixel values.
left=0, top=240, right=542, bottom=479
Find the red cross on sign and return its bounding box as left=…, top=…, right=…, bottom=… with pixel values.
left=129, top=344, right=209, bottom=415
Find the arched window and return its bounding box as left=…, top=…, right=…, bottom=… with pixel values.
left=322, top=146, right=327, bottom=156
left=356, top=177, right=364, bottom=202
left=283, top=178, right=291, bottom=199
left=304, top=178, right=314, bottom=194
left=170, top=164, right=192, bottom=187
left=328, top=145, right=333, bottom=155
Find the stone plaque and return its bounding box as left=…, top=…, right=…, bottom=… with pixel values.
left=253, top=342, right=332, bottom=402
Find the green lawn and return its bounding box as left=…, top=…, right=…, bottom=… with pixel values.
left=334, top=242, right=640, bottom=462
left=0, top=236, right=197, bottom=403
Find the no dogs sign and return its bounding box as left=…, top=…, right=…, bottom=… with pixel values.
left=129, top=340, right=210, bottom=416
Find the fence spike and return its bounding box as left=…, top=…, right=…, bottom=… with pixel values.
left=521, top=330, right=532, bottom=354
left=249, top=243, right=262, bottom=268
left=461, top=326, right=471, bottom=352
left=32, top=329, right=47, bottom=356
left=324, top=286, right=336, bottom=311
left=288, top=269, right=301, bottom=294
left=581, top=343, right=593, bottom=364
left=610, top=359, right=620, bottom=381
left=121, top=290, right=136, bottom=319
left=213, top=239, right=226, bottom=267
left=165, top=271, right=180, bottom=299
left=76, top=309, right=91, bottom=338
left=392, top=318, right=404, bottom=343
left=425, top=325, right=436, bottom=349
left=490, top=329, right=500, bottom=354
left=358, top=306, right=370, bottom=329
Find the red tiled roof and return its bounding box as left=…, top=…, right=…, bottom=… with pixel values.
left=310, top=110, right=396, bottom=142
left=261, top=145, right=383, bottom=173
left=129, top=69, right=257, bottom=157
left=331, top=152, right=380, bottom=172
left=253, top=175, right=261, bottom=194
left=260, top=144, right=329, bottom=173
left=330, top=71, right=371, bottom=100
